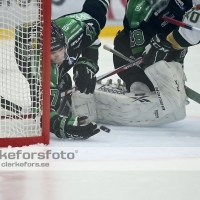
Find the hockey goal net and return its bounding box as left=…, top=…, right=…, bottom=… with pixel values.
left=0, top=0, right=51, bottom=147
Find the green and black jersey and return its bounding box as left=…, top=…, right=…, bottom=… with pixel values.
left=123, top=0, right=193, bottom=57
left=15, top=0, right=110, bottom=132
left=50, top=11, right=101, bottom=88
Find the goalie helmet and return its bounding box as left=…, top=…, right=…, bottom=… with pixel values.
left=51, top=21, right=65, bottom=52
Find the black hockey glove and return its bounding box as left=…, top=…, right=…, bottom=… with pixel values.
left=50, top=113, right=100, bottom=140
left=73, top=57, right=99, bottom=94
left=141, top=33, right=175, bottom=70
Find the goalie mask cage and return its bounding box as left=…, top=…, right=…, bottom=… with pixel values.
left=0, top=0, right=51, bottom=147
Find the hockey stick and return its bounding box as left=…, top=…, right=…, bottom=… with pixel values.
left=103, top=44, right=200, bottom=104
left=103, top=44, right=143, bottom=66
left=62, top=57, right=142, bottom=97
left=96, top=57, right=142, bottom=81
left=103, top=44, right=141, bottom=64
left=163, top=16, right=200, bottom=33
left=0, top=96, right=33, bottom=119
left=185, top=86, right=200, bottom=104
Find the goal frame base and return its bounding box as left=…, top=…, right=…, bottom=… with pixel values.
left=0, top=135, right=48, bottom=147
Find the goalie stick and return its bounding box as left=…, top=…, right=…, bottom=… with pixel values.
left=103, top=45, right=200, bottom=104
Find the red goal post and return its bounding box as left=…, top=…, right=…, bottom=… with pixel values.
left=0, top=0, right=51, bottom=147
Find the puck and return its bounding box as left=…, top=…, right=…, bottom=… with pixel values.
left=100, top=126, right=110, bottom=133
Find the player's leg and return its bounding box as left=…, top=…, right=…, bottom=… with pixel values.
left=113, top=30, right=155, bottom=93
left=144, top=60, right=188, bottom=114
left=71, top=81, right=186, bottom=126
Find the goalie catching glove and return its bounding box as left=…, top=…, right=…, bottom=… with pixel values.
left=50, top=113, right=100, bottom=140
left=141, top=33, right=175, bottom=69
left=73, top=57, right=99, bottom=94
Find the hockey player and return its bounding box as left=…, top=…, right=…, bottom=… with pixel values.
left=98, top=0, right=200, bottom=125
left=14, top=0, right=110, bottom=139
left=71, top=0, right=200, bottom=126
left=113, top=0, right=194, bottom=92
left=141, top=0, right=200, bottom=67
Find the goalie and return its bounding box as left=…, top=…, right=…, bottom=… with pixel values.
left=86, top=0, right=200, bottom=126
left=71, top=0, right=200, bottom=126
left=14, top=0, right=110, bottom=139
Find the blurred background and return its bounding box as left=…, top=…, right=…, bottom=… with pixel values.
left=0, top=0, right=125, bottom=37
left=52, top=0, right=125, bottom=37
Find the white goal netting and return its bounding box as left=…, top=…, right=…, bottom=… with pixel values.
left=0, top=0, right=44, bottom=138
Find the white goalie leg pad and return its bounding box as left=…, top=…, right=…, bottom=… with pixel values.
left=71, top=84, right=186, bottom=127
left=94, top=88, right=186, bottom=126
left=144, top=61, right=188, bottom=114
left=71, top=91, right=97, bottom=123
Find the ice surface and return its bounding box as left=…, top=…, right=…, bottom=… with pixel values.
left=0, top=38, right=200, bottom=200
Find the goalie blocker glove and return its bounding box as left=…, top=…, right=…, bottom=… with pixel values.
left=50, top=113, right=100, bottom=140
left=141, top=33, right=175, bottom=70
left=73, top=57, right=99, bottom=94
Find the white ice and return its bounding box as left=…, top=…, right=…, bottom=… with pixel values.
left=0, top=38, right=200, bottom=200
